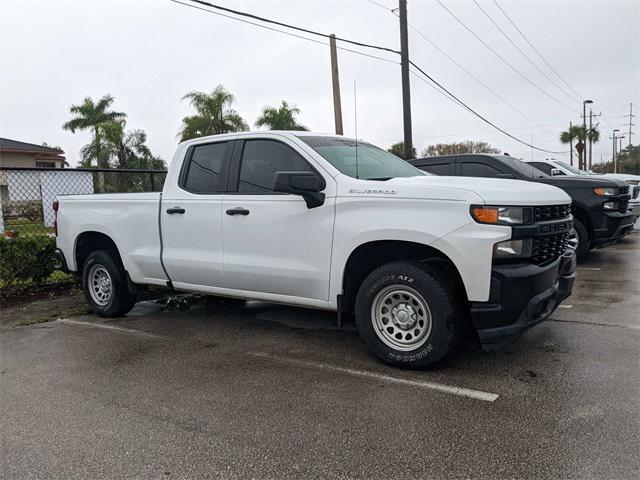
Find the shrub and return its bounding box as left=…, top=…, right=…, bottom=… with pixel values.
left=0, top=235, right=58, bottom=291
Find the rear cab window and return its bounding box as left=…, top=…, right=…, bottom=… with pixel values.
left=180, top=142, right=229, bottom=193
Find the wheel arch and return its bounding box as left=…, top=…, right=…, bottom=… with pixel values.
left=338, top=240, right=468, bottom=314
left=74, top=231, right=123, bottom=274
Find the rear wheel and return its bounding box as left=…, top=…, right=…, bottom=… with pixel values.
left=82, top=250, right=137, bottom=317
left=355, top=261, right=458, bottom=368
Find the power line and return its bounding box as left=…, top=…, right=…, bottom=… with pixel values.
left=408, top=62, right=568, bottom=154
left=492, top=0, right=583, bottom=100
left=366, top=0, right=557, bottom=135
left=187, top=0, right=399, bottom=55
left=171, top=0, right=566, bottom=154
left=435, top=0, right=578, bottom=113
left=168, top=0, right=399, bottom=65
left=472, top=0, right=580, bottom=103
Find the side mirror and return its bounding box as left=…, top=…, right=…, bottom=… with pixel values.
left=273, top=171, right=325, bottom=208
left=551, top=168, right=563, bottom=176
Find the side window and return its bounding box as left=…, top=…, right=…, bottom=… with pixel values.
left=421, top=163, right=453, bottom=175
left=182, top=142, right=227, bottom=193
left=460, top=162, right=502, bottom=178
left=238, top=139, right=315, bottom=193
left=530, top=162, right=553, bottom=175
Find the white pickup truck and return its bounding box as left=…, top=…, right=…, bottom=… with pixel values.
left=55, top=131, right=576, bottom=367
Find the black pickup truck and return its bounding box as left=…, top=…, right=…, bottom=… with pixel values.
left=411, top=154, right=634, bottom=259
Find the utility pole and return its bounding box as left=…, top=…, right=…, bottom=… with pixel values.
left=588, top=110, right=593, bottom=170
left=619, top=135, right=626, bottom=157
left=569, top=121, right=573, bottom=166
left=399, top=0, right=413, bottom=160
left=628, top=102, right=634, bottom=147
left=611, top=129, right=619, bottom=173
left=329, top=34, right=343, bottom=135
left=587, top=110, right=601, bottom=170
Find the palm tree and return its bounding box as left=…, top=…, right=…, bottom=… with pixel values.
left=178, top=85, right=248, bottom=140
left=63, top=94, right=126, bottom=168
left=560, top=125, right=587, bottom=169
left=586, top=124, right=600, bottom=169
left=255, top=100, right=308, bottom=131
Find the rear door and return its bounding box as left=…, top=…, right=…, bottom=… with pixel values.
left=161, top=140, right=232, bottom=288
left=221, top=136, right=335, bottom=301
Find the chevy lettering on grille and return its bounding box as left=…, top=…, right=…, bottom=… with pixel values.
left=539, top=220, right=572, bottom=234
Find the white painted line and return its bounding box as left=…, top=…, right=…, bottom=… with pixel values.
left=559, top=304, right=573, bottom=309
left=576, top=267, right=602, bottom=271
left=248, top=352, right=499, bottom=403
left=57, top=318, right=168, bottom=340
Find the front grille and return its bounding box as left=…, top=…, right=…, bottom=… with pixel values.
left=619, top=198, right=629, bottom=212
left=533, top=204, right=571, bottom=222
left=531, top=232, right=569, bottom=265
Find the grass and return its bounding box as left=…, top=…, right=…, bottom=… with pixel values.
left=3, top=219, right=54, bottom=236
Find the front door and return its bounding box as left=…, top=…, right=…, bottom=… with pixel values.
left=222, top=137, right=335, bottom=301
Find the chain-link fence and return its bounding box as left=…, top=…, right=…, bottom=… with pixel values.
left=0, top=167, right=167, bottom=237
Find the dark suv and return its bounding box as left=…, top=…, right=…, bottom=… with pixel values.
left=411, top=154, right=634, bottom=259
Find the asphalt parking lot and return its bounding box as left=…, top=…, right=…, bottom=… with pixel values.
left=1, top=231, right=638, bottom=479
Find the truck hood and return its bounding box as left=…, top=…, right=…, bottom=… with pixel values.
left=536, top=175, right=627, bottom=188
left=378, top=175, right=571, bottom=206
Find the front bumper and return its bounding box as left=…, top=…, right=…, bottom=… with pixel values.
left=471, top=249, right=576, bottom=349
left=593, top=211, right=635, bottom=246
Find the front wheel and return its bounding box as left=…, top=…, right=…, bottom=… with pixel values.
left=570, top=219, right=590, bottom=260
left=82, top=250, right=137, bottom=317
left=355, top=261, right=458, bottom=368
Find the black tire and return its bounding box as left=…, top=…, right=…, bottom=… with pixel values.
left=572, top=219, right=590, bottom=260
left=355, top=261, right=458, bottom=368
left=82, top=249, right=137, bottom=317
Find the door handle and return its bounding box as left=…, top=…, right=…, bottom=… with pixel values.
left=226, top=208, right=250, bottom=216
left=166, top=207, right=186, bottom=214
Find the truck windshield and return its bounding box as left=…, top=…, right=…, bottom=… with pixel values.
left=297, top=135, right=426, bottom=180
left=501, top=156, right=549, bottom=179
left=555, top=160, right=590, bottom=175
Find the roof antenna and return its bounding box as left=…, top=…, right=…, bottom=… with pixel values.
left=354, top=79, right=359, bottom=179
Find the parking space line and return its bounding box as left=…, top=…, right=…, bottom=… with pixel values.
left=559, top=305, right=573, bottom=308
left=248, top=352, right=499, bottom=402
left=576, top=267, right=602, bottom=271
left=57, top=318, right=168, bottom=340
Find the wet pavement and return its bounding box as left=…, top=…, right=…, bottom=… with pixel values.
left=1, top=232, right=638, bottom=479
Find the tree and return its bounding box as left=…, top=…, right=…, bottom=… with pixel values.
left=179, top=85, right=248, bottom=141
left=559, top=124, right=602, bottom=170
left=79, top=120, right=164, bottom=170
left=255, top=100, right=308, bottom=131
left=388, top=142, right=417, bottom=159
left=421, top=140, right=500, bottom=157
left=62, top=94, right=126, bottom=168
left=592, top=145, right=640, bottom=175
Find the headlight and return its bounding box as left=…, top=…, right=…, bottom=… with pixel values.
left=493, top=239, right=532, bottom=258
left=593, top=187, right=617, bottom=196
left=470, top=206, right=528, bottom=225
left=603, top=201, right=618, bottom=210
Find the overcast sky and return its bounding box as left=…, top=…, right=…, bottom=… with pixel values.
left=1, top=0, right=638, bottom=167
